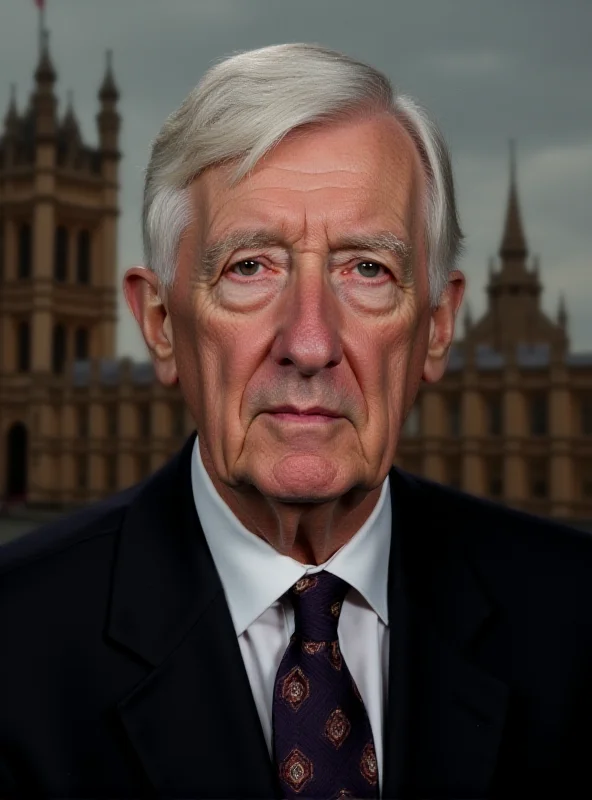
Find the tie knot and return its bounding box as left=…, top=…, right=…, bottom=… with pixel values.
left=289, top=571, right=349, bottom=642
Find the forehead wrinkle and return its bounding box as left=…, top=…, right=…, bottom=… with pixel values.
left=259, top=164, right=367, bottom=181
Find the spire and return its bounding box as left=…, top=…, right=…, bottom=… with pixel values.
left=4, top=84, right=19, bottom=129
left=3, top=85, right=20, bottom=164
left=557, top=293, right=568, bottom=329
left=60, top=90, right=81, bottom=162
left=34, top=28, right=56, bottom=87
left=30, top=26, right=57, bottom=140
left=99, top=49, right=119, bottom=103
left=499, top=140, right=527, bottom=261
left=97, top=49, right=120, bottom=161
left=62, top=90, right=79, bottom=133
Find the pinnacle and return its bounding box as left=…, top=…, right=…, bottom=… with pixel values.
left=498, top=140, right=528, bottom=262
left=99, top=49, right=119, bottom=103
left=34, top=29, right=57, bottom=85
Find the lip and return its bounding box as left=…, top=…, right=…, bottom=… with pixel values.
left=266, top=406, right=342, bottom=418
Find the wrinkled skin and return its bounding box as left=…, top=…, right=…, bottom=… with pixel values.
left=124, top=112, right=464, bottom=564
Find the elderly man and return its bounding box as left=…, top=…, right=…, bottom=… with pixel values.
left=1, top=43, right=592, bottom=799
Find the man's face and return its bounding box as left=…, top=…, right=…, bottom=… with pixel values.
left=163, top=113, right=461, bottom=502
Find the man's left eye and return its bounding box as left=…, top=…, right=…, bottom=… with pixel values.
left=355, top=261, right=386, bottom=279
left=232, top=260, right=263, bottom=277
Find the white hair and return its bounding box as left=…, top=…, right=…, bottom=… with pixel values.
left=142, top=43, right=463, bottom=307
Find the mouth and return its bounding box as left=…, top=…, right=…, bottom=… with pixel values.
left=264, top=406, right=343, bottom=423
left=268, top=413, right=339, bottom=423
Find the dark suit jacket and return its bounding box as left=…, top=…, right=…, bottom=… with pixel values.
left=1, top=431, right=592, bottom=798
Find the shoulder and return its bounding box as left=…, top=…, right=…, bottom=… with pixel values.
left=392, top=467, right=592, bottom=564
left=0, top=433, right=196, bottom=606
left=0, top=483, right=141, bottom=583
left=391, top=470, right=592, bottom=612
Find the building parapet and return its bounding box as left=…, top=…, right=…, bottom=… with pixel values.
left=71, top=358, right=159, bottom=388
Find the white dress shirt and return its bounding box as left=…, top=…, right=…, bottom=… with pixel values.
left=190, top=436, right=392, bottom=793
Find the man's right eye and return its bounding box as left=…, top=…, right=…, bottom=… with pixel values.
left=229, top=260, right=265, bottom=277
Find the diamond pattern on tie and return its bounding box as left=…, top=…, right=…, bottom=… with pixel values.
left=272, top=571, right=379, bottom=798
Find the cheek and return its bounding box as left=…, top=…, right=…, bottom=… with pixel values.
left=176, top=312, right=261, bottom=423
left=403, top=320, right=430, bottom=404
left=167, top=301, right=213, bottom=418
left=382, top=312, right=428, bottom=407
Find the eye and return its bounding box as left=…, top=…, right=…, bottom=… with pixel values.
left=229, top=259, right=264, bottom=277
left=354, top=261, right=388, bottom=279
left=226, top=259, right=389, bottom=281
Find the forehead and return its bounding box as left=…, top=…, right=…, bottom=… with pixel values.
left=192, top=113, right=424, bottom=242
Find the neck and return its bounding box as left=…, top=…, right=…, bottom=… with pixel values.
left=199, top=438, right=382, bottom=565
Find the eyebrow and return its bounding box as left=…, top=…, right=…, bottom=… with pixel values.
left=199, top=229, right=414, bottom=283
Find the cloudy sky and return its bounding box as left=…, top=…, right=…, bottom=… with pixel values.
left=1, top=0, right=591, bottom=358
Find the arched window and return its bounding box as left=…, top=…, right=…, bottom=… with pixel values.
left=54, top=226, right=68, bottom=282
left=76, top=405, right=89, bottom=438
left=138, top=454, right=151, bottom=480
left=17, top=321, right=30, bottom=372
left=448, top=395, right=462, bottom=438
left=18, top=223, right=32, bottom=279
left=487, top=458, right=504, bottom=498
left=52, top=324, right=66, bottom=374
left=447, top=457, right=462, bottom=490
left=487, top=394, right=503, bottom=436
left=105, top=454, right=118, bottom=490
left=76, top=229, right=91, bottom=284
left=74, top=327, right=89, bottom=359
left=530, top=459, right=549, bottom=499
left=106, top=405, right=118, bottom=438
left=530, top=393, right=548, bottom=437
left=77, top=454, right=88, bottom=489
left=138, top=404, right=151, bottom=438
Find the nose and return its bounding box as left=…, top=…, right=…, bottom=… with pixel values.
left=270, top=263, right=343, bottom=376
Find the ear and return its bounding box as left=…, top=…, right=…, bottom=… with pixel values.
left=422, top=270, right=466, bottom=383
left=122, top=266, right=178, bottom=386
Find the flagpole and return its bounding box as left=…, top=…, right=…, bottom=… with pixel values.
left=37, top=1, right=46, bottom=56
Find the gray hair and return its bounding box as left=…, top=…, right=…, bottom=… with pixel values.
left=142, top=43, right=463, bottom=307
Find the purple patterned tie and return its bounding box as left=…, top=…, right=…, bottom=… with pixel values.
left=272, top=571, right=379, bottom=798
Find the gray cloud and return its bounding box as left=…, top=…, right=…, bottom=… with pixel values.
left=1, top=0, right=590, bottom=357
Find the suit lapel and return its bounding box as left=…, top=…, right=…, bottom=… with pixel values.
left=382, top=470, right=509, bottom=799
left=107, top=433, right=278, bottom=798
left=116, top=592, right=278, bottom=798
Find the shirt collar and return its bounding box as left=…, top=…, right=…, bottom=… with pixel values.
left=191, top=435, right=391, bottom=636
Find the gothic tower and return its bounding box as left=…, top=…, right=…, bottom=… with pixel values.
left=0, top=29, right=121, bottom=502
left=464, top=142, right=568, bottom=359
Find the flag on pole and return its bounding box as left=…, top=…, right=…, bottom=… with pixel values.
left=34, top=0, right=45, bottom=9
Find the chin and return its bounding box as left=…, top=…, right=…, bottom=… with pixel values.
left=252, top=462, right=353, bottom=502
left=257, top=483, right=345, bottom=505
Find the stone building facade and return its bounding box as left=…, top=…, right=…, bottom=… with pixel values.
left=1, top=42, right=591, bottom=518
left=397, top=152, right=592, bottom=521
left=0, top=37, right=190, bottom=509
